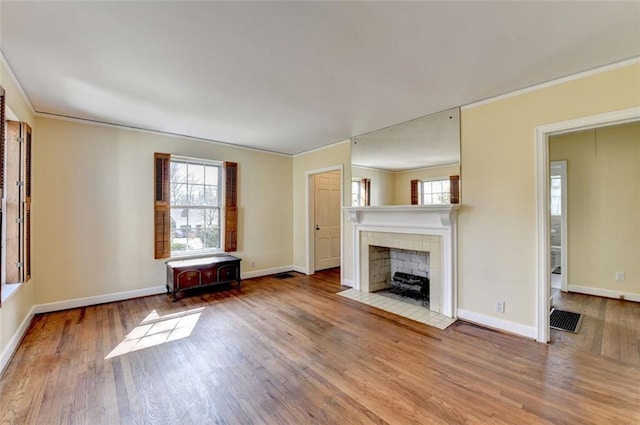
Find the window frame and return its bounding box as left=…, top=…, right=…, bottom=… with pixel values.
left=419, top=177, right=452, bottom=205
left=351, top=177, right=370, bottom=207
left=168, top=155, right=224, bottom=258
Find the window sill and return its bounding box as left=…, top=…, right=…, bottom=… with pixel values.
left=166, top=250, right=225, bottom=263
left=1, top=282, right=22, bottom=304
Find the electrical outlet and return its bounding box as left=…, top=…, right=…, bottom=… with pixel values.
left=615, top=272, right=625, bottom=281
left=251, top=260, right=256, bottom=267
left=495, top=300, right=505, bottom=313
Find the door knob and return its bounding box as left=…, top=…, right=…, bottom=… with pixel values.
left=315, top=225, right=320, bottom=230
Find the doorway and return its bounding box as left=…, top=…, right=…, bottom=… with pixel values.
left=305, top=165, right=343, bottom=276
left=535, top=107, right=640, bottom=343
left=313, top=170, right=341, bottom=271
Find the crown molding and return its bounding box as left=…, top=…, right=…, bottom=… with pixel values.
left=0, top=50, right=36, bottom=115
left=462, top=56, right=640, bottom=111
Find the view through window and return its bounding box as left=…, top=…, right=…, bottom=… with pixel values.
left=421, top=179, right=451, bottom=205
left=170, top=158, right=222, bottom=255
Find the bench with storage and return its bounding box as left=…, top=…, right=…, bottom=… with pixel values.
left=166, top=255, right=241, bottom=301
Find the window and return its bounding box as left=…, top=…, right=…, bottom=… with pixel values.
left=550, top=176, right=561, bottom=216
left=352, top=179, right=363, bottom=206
left=169, top=157, right=222, bottom=255
left=351, top=178, right=370, bottom=207
left=154, top=153, right=237, bottom=259
left=420, top=178, right=451, bottom=205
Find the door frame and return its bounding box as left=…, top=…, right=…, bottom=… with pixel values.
left=535, top=106, right=640, bottom=343
left=550, top=160, right=568, bottom=292
left=305, top=165, right=344, bottom=276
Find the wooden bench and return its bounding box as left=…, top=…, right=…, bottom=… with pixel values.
left=166, top=255, right=241, bottom=301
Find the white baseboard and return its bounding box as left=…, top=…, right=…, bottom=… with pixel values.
left=33, top=286, right=168, bottom=315
left=33, top=265, right=309, bottom=314
left=342, top=278, right=354, bottom=288
left=568, top=285, right=640, bottom=302
left=457, top=309, right=537, bottom=340
left=292, top=265, right=308, bottom=275
left=0, top=306, right=36, bottom=376
left=241, top=265, right=295, bottom=280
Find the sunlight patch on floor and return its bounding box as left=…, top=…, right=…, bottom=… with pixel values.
left=105, top=307, right=204, bottom=359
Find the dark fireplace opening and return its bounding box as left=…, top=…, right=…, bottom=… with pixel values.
left=389, top=272, right=430, bottom=303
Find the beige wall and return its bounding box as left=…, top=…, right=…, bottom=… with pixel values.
left=351, top=166, right=394, bottom=206
left=550, top=122, right=640, bottom=295
left=460, top=63, right=640, bottom=328
left=0, top=59, right=36, bottom=363
left=33, top=117, right=293, bottom=304
left=292, top=142, right=351, bottom=281
left=352, top=163, right=460, bottom=206
left=394, top=164, right=460, bottom=205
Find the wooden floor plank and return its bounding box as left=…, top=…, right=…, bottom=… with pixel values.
left=1, top=270, right=639, bottom=424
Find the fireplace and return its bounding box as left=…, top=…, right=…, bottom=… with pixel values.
left=368, top=246, right=430, bottom=293
left=345, top=205, right=458, bottom=318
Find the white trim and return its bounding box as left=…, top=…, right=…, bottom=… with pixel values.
left=535, top=106, right=640, bottom=343
left=341, top=278, right=354, bottom=288
left=0, top=50, right=36, bottom=115
left=35, top=112, right=292, bottom=158
left=463, top=57, right=640, bottom=111
left=567, top=285, right=640, bottom=303
left=0, top=306, right=36, bottom=376
left=457, top=309, right=537, bottom=340
left=293, top=139, right=350, bottom=158
left=393, top=163, right=459, bottom=174
left=292, top=265, right=308, bottom=275
left=32, top=265, right=299, bottom=315
left=536, top=126, right=551, bottom=343
left=33, top=286, right=167, bottom=314
left=304, top=164, right=344, bottom=278
left=241, top=266, right=296, bottom=280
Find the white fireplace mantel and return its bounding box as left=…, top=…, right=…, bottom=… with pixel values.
left=344, top=204, right=459, bottom=318
left=345, top=204, right=459, bottom=227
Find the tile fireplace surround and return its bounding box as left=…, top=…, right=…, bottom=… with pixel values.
left=344, top=205, right=458, bottom=318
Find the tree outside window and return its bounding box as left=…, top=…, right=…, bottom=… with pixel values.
left=421, top=179, right=451, bottom=205
left=169, top=159, right=221, bottom=255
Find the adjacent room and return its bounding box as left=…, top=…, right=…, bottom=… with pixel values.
left=0, top=2, right=639, bottom=424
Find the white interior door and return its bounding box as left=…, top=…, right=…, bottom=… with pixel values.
left=314, top=171, right=341, bottom=271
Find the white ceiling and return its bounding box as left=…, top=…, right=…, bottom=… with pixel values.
left=1, top=1, right=639, bottom=155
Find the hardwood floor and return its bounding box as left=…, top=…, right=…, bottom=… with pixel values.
left=1, top=270, right=639, bottom=424
left=551, top=288, right=640, bottom=365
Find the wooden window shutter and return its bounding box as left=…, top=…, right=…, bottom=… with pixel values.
left=224, top=161, right=238, bottom=252
left=6, top=121, right=21, bottom=284
left=362, top=178, right=371, bottom=206
left=0, top=87, right=4, bottom=303
left=154, top=153, right=171, bottom=259
left=410, top=179, right=420, bottom=205
left=24, top=124, right=32, bottom=200
left=0, top=86, right=5, bottom=193
left=24, top=204, right=31, bottom=281
left=449, top=175, right=460, bottom=204
left=22, top=124, right=32, bottom=282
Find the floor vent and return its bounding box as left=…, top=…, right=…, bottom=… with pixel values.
left=550, top=308, right=583, bottom=333
left=273, top=272, right=295, bottom=280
